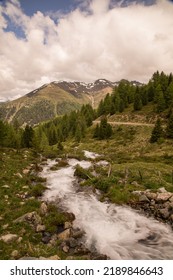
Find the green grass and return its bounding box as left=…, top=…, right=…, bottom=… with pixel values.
left=70, top=124, right=173, bottom=204
left=0, top=148, right=68, bottom=259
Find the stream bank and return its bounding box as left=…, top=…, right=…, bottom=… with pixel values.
left=39, top=153, right=173, bottom=260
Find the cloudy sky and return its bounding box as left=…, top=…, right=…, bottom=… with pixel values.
left=0, top=0, right=173, bottom=101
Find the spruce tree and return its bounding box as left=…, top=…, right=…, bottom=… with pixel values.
left=134, top=88, right=142, bottom=111
left=75, top=124, right=82, bottom=142
left=96, top=117, right=113, bottom=140
left=0, top=120, right=7, bottom=147
left=93, top=124, right=100, bottom=138
left=166, top=113, right=173, bottom=139
left=22, top=125, right=34, bottom=148
left=150, top=118, right=164, bottom=143
left=156, top=91, right=166, bottom=113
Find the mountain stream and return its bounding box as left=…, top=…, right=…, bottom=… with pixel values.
left=40, top=154, right=173, bottom=260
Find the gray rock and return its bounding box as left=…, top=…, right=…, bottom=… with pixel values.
left=132, top=190, right=143, bottom=196
left=62, top=245, right=70, bottom=253
left=67, top=238, right=78, bottom=248
left=14, top=212, right=42, bottom=226
left=167, top=202, right=173, bottom=210
left=156, top=193, right=173, bottom=202
left=74, top=245, right=90, bottom=255
left=48, top=234, right=58, bottom=246
left=131, top=181, right=141, bottom=187
left=57, top=229, right=71, bottom=240
left=36, top=224, right=46, bottom=232
left=40, top=202, right=48, bottom=215
left=15, top=173, right=23, bottom=178
left=170, top=214, right=173, bottom=222
left=169, top=196, right=173, bottom=203
left=158, top=187, right=167, bottom=193
left=139, top=195, right=150, bottom=203
left=72, top=230, right=84, bottom=239
left=11, top=250, right=19, bottom=258
left=64, top=221, right=73, bottom=229
left=22, top=186, right=29, bottom=189
left=0, top=234, right=18, bottom=243
left=22, top=169, right=30, bottom=175
left=159, top=208, right=170, bottom=219
left=17, top=237, right=22, bottom=243
left=2, top=224, right=9, bottom=230
left=2, top=185, right=10, bottom=189
left=146, top=192, right=157, bottom=200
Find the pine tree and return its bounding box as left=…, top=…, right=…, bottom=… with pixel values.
left=165, top=82, right=173, bottom=107
left=156, top=90, right=166, bottom=113
left=75, top=124, right=82, bottom=142
left=134, top=88, right=142, bottom=111
left=48, top=123, right=58, bottom=145
left=0, top=120, right=7, bottom=147
left=150, top=118, right=164, bottom=143
left=93, top=124, right=100, bottom=138
left=22, top=125, right=34, bottom=148
left=97, top=117, right=113, bottom=140
left=147, top=83, right=155, bottom=102
left=97, top=100, right=105, bottom=117
left=166, top=114, right=173, bottom=139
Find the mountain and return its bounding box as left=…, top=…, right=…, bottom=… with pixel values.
left=0, top=79, right=141, bottom=126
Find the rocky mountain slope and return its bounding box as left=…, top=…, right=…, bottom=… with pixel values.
left=0, top=79, right=140, bottom=126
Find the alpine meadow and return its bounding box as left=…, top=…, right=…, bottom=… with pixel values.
left=1, top=0, right=173, bottom=260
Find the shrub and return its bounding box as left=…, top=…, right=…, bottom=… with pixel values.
left=29, top=184, right=47, bottom=197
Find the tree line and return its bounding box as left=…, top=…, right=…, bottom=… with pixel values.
left=1, top=71, right=173, bottom=149
left=0, top=104, right=96, bottom=151
left=97, top=71, right=173, bottom=115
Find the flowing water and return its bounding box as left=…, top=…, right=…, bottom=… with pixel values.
left=41, top=158, right=173, bottom=260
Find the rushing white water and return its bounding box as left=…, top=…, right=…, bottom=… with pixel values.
left=83, top=150, right=100, bottom=159
left=41, top=158, right=173, bottom=260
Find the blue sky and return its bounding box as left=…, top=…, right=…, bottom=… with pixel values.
left=0, top=0, right=173, bottom=100
left=17, top=0, right=78, bottom=16
left=1, top=0, right=157, bottom=18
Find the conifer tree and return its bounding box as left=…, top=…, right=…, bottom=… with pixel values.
left=134, top=88, right=142, bottom=111
left=0, top=120, right=7, bottom=146
left=48, top=123, right=58, bottom=145
left=22, top=125, right=34, bottom=148
left=165, top=82, right=173, bottom=107
left=166, top=113, right=173, bottom=139
left=94, top=117, right=113, bottom=140
left=150, top=118, right=164, bottom=143
left=75, top=124, right=82, bottom=142
left=93, top=124, right=100, bottom=138
left=156, top=90, right=166, bottom=113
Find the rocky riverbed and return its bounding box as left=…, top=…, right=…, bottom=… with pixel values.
left=130, top=187, right=173, bottom=228
left=37, top=156, right=173, bottom=260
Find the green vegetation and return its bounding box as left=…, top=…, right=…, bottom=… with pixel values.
left=150, top=118, right=164, bottom=143
left=0, top=149, right=70, bottom=259
left=1, top=71, right=173, bottom=259
left=93, top=116, right=113, bottom=139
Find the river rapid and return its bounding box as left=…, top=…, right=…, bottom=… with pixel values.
left=40, top=156, right=173, bottom=260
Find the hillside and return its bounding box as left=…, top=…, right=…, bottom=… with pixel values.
left=1, top=71, right=173, bottom=260
left=0, top=79, right=141, bottom=126
left=0, top=80, right=113, bottom=126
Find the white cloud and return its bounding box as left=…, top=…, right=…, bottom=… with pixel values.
left=0, top=0, right=173, bottom=100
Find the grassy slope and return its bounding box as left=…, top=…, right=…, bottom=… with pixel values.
left=0, top=149, right=67, bottom=259
left=65, top=123, right=173, bottom=203
left=0, top=84, right=91, bottom=125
